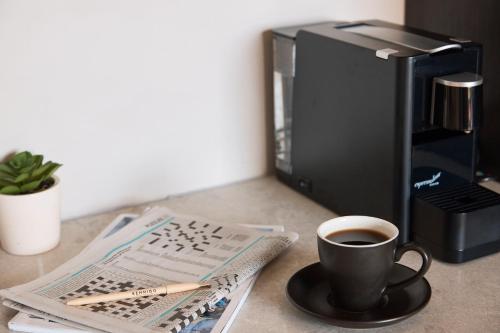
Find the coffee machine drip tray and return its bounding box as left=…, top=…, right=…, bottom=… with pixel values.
left=412, top=183, right=500, bottom=263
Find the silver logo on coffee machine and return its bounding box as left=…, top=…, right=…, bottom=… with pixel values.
left=414, top=172, right=441, bottom=189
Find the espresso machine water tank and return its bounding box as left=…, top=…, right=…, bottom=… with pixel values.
left=431, top=72, right=483, bottom=132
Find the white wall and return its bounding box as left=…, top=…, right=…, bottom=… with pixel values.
left=0, top=0, right=403, bottom=220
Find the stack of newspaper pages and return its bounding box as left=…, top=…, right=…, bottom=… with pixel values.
left=1, top=207, right=298, bottom=333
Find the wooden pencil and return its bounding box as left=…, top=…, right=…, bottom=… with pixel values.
left=66, top=282, right=211, bottom=306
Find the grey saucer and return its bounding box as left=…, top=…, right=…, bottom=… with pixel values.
left=286, top=262, right=431, bottom=329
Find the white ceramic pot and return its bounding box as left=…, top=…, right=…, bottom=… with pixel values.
left=0, top=177, right=61, bottom=255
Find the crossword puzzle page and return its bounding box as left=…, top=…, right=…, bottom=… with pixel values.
left=0, top=207, right=298, bottom=333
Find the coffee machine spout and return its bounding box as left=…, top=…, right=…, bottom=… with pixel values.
left=431, top=72, right=483, bottom=132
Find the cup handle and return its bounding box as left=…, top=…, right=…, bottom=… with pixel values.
left=385, top=243, right=432, bottom=294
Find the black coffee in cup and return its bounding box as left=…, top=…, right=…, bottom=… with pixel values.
left=325, top=229, right=389, bottom=245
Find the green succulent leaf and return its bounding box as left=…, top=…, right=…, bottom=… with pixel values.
left=14, top=173, right=30, bottom=183
left=0, top=178, right=15, bottom=187
left=20, top=180, right=43, bottom=193
left=33, top=162, right=61, bottom=181
left=20, top=164, right=36, bottom=174
left=0, top=185, right=21, bottom=195
left=44, top=162, right=62, bottom=179
left=33, top=155, right=43, bottom=168
left=9, top=151, right=31, bottom=169
left=0, top=163, right=15, bottom=176
left=20, top=155, right=43, bottom=174
left=0, top=173, right=16, bottom=183
left=32, top=162, right=53, bottom=178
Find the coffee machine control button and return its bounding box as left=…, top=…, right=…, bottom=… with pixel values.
left=375, top=48, right=399, bottom=60
left=431, top=72, right=483, bottom=132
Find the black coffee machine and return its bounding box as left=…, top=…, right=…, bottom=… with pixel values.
left=272, top=20, right=500, bottom=263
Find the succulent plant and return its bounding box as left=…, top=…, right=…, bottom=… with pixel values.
left=0, top=151, right=62, bottom=195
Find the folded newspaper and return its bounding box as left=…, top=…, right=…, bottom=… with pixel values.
left=1, top=207, right=298, bottom=333
left=8, top=214, right=280, bottom=333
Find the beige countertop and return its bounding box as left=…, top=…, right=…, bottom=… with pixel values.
left=1, top=176, right=500, bottom=333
